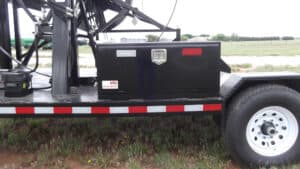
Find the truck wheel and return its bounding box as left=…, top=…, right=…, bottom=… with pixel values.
left=225, top=85, right=300, bottom=168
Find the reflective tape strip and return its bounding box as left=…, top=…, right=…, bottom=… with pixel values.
left=166, top=105, right=185, bottom=113
left=147, top=106, right=166, bottom=113
left=73, top=107, right=91, bottom=114
left=129, top=106, right=147, bottom=114
left=0, top=104, right=221, bottom=115
left=91, top=107, right=110, bottom=114
left=184, top=104, right=203, bottom=112
left=0, top=107, right=16, bottom=114
left=110, top=107, right=129, bottom=114
left=54, top=107, right=72, bottom=114
left=35, top=107, right=54, bottom=114
left=16, top=107, right=34, bottom=115
left=203, top=104, right=222, bottom=111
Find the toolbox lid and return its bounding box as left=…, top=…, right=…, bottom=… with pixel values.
left=96, top=41, right=221, bottom=48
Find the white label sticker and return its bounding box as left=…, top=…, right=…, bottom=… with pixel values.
left=116, top=50, right=136, bottom=57
left=102, top=80, right=119, bottom=90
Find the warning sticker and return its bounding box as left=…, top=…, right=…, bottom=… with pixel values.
left=102, top=80, right=119, bottom=90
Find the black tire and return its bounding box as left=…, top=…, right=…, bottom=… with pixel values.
left=225, top=84, right=300, bottom=168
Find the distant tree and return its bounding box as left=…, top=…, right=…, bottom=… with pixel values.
left=234, top=36, right=280, bottom=41
left=230, top=33, right=239, bottom=41
left=282, top=36, right=294, bottom=40
left=199, top=34, right=210, bottom=37
left=146, top=34, right=159, bottom=42
left=181, top=34, right=194, bottom=41
left=212, top=34, right=229, bottom=41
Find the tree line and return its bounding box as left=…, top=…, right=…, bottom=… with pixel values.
left=209, top=34, right=294, bottom=41
left=145, top=34, right=295, bottom=42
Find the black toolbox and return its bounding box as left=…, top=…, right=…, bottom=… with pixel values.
left=96, top=42, right=221, bottom=100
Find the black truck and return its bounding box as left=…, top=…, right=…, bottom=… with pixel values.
left=0, top=0, right=299, bottom=168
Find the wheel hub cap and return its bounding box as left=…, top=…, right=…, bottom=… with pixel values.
left=261, top=121, right=276, bottom=136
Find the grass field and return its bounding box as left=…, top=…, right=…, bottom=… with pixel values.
left=0, top=117, right=229, bottom=169
left=221, top=40, right=300, bottom=56
left=231, top=64, right=300, bottom=73
left=0, top=116, right=299, bottom=169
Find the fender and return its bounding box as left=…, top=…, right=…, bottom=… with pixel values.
left=220, top=72, right=300, bottom=103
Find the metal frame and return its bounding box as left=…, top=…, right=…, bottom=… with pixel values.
left=0, top=85, right=223, bottom=117
left=12, top=0, right=22, bottom=61
left=79, top=0, right=181, bottom=40
left=0, top=0, right=181, bottom=96
left=51, top=0, right=73, bottom=95
left=0, top=0, right=12, bottom=69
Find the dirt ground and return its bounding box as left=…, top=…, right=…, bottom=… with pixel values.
left=0, top=149, right=243, bottom=169
left=0, top=149, right=97, bottom=169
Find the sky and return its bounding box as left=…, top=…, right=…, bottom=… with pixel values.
left=8, top=0, right=300, bottom=39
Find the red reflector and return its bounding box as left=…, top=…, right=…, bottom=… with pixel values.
left=203, top=104, right=222, bottom=112
left=16, top=107, right=34, bottom=115
left=54, top=107, right=72, bottom=114
left=182, top=48, right=203, bottom=56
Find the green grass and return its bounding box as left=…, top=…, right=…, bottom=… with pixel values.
left=230, top=64, right=300, bottom=73
left=0, top=116, right=230, bottom=169
left=253, top=65, right=300, bottom=72
left=1, top=117, right=297, bottom=169
left=222, top=40, right=300, bottom=56
left=78, top=45, right=93, bottom=53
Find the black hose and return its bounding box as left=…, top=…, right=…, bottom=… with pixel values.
left=0, top=46, right=51, bottom=77
left=33, top=86, right=52, bottom=90
left=31, top=35, right=39, bottom=73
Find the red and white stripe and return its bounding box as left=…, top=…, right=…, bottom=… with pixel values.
left=0, top=104, right=222, bottom=115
